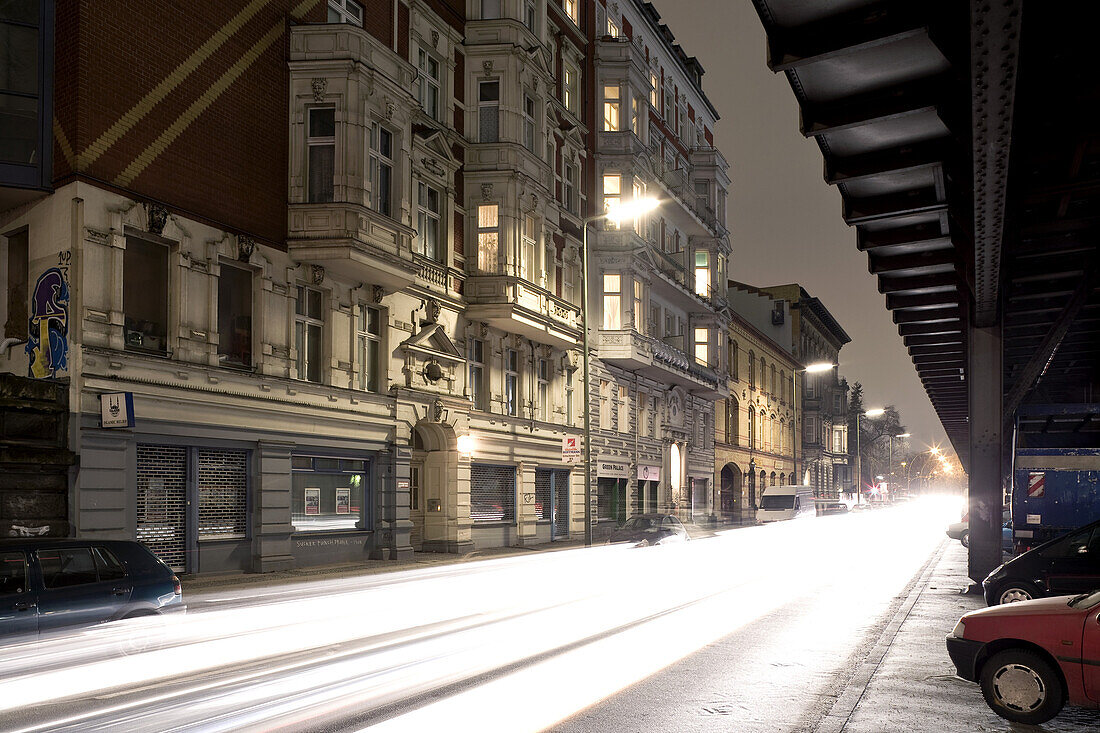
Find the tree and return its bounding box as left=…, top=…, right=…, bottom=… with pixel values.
left=847, top=383, right=907, bottom=492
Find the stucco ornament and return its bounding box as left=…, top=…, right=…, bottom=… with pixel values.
left=311, top=265, right=325, bottom=285
left=311, top=78, right=327, bottom=102
left=237, top=236, right=255, bottom=262
left=145, top=203, right=169, bottom=235
left=425, top=298, right=442, bottom=323
left=432, top=398, right=445, bottom=422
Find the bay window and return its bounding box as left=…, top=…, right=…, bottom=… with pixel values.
left=633, top=280, right=644, bottom=332
left=307, top=108, right=335, bottom=203
left=523, top=94, right=536, bottom=151
left=603, top=85, right=620, bottom=132
left=694, top=251, right=709, bottom=296
left=369, top=122, right=393, bottom=217
left=476, top=203, right=499, bottom=273
left=602, top=173, right=621, bottom=224
left=521, top=214, right=537, bottom=282
left=479, top=80, right=500, bottom=142
left=602, top=274, right=621, bottom=330
left=328, top=0, right=363, bottom=25
left=694, top=327, right=708, bottom=365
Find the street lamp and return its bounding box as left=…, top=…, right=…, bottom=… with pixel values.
left=854, top=408, right=886, bottom=504
left=803, top=362, right=835, bottom=373
left=582, top=197, right=661, bottom=546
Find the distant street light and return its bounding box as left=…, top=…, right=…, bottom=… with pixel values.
left=854, top=408, right=886, bottom=503
left=803, top=362, right=835, bottom=373
left=582, top=197, right=661, bottom=546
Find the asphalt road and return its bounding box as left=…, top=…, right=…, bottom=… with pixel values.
left=0, top=499, right=956, bottom=733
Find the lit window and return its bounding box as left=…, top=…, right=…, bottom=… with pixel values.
left=603, top=85, right=621, bottom=131
left=694, top=327, right=708, bottom=365
left=505, top=349, right=519, bottom=416
left=602, top=274, right=621, bottom=330
left=328, top=0, right=363, bottom=25
left=418, top=49, right=440, bottom=119
left=694, top=251, right=709, bottom=296
left=603, top=173, right=621, bottom=224
left=469, top=338, right=486, bottom=410
left=607, top=15, right=620, bottom=37
left=479, top=80, right=500, bottom=142
left=416, top=182, right=442, bottom=261
left=295, top=285, right=324, bottom=383
left=632, top=96, right=640, bottom=136
left=477, top=204, right=499, bottom=273
left=649, top=72, right=659, bottom=109
left=563, top=0, right=578, bottom=24
left=633, top=280, right=644, bottom=332
left=369, top=122, right=393, bottom=217
left=357, top=305, right=382, bottom=393
left=563, top=65, right=578, bottom=114
left=307, top=108, right=335, bottom=203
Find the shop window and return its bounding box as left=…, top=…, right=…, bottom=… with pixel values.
left=694, top=327, right=708, bottom=365
left=357, top=305, right=382, bottom=393
left=3, top=228, right=28, bottom=340
left=418, top=49, right=440, bottom=120
left=469, top=338, right=486, bottom=410
left=479, top=80, right=499, bottom=142
left=328, top=0, right=363, bottom=25
left=602, top=273, right=621, bottom=330
left=307, top=108, right=335, bottom=203
left=124, top=235, right=169, bottom=354
left=217, top=262, right=252, bottom=368
left=416, top=182, right=442, bottom=261
left=470, top=464, right=515, bottom=522
left=295, top=285, right=324, bottom=383
left=477, top=203, right=499, bottom=273
left=603, top=85, right=620, bottom=132
left=505, top=348, right=519, bottom=416
left=369, top=122, right=393, bottom=217
left=197, top=449, right=248, bottom=540
left=292, top=456, right=368, bottom=532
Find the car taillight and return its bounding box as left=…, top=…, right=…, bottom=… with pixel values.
left=172, top=575, right=182, bottom=596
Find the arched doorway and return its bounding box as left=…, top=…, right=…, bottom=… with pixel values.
left=719, top=463, right=741, bottom=520
left=410, top=421, right=458, bottom=552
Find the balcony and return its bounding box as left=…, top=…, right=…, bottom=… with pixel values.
left=465, top=276, right=580, bottom=349
left=288, top=202, right=418, bottom=292
left=598, top=329, right=727, bottom=399
left=597, top=130, right=647, bottom=157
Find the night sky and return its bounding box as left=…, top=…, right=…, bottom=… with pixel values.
left=651, top=0, right=950, bottom=452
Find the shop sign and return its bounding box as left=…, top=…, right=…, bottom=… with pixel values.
left=637, top=464, right=660, bottom=482
left=596, top=455, right=629, bottom=478
left=562, top=436, right=581, bottom=464
left=100, top=392, right=135, bottom=428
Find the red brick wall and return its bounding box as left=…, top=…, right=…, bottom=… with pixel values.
left=53, top=0, right=325, bottom=248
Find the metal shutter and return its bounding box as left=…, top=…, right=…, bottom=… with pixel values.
left=470, top=464, right=515, bottom=522
left=197, top=449, right=248, bottom=539
left=534, top=469, right=552, bottom=521
left=136, top=444, right=187, bottom=571
left=552, top=470, right=570, bottom=539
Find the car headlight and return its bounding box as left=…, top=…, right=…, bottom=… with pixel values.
left=982, top=564, right=1006, bottom=584
left=950, top=619, right=966, bottom=638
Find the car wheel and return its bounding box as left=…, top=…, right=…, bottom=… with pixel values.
left=996, top=584, right=1037, bottom=605
left=979, top=649, right=1064, bottom=725
left=960, top=531, right=969, bottom=548
left=118, top=610, right=164, bottom=656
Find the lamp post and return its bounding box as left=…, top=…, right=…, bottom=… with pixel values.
left=854, top=408, right=885, bottom=504
left=582, top=197, right=660, bottom=546
left=889, top=433, right=910, bottom=488
left=798, top=362, right=834, bottom=496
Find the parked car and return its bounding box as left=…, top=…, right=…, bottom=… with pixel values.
left=946, top=507, right=1011, bottom=548
left=0, top=539, right=182, bottom=639
left=608, top=514, right=689, bottom=547
left=756, top=485, right=816, bottom=523
left=946, top=590, right=1100, bottom=724
left=819, top=502, right=849, bottom=516
left=982, top=518, right=1100, bottom=605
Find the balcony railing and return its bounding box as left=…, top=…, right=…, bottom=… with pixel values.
left=465, top=274, right=581, bottom=347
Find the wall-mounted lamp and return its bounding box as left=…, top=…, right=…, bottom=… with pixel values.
left=456, top=434, right=475, bottom=457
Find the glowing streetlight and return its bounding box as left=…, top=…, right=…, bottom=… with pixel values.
left=864, top=408, right=886, bottom=417
left=803, top=362, right=835, bottom=373
left=854, top=408, right=886, bottom=504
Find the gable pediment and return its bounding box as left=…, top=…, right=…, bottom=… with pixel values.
left=400, top=323, right=464, bottom=363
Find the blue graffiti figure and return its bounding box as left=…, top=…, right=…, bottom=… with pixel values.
left=27, top=267, right=70, bottom=378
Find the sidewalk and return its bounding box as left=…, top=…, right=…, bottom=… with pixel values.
left=823, top=541, right=1099, bottom=732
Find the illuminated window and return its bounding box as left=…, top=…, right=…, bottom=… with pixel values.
left=563, top=0, right=578, bottom=24
left=649, top=72, right=659, bottom=109
left=603, top=173, right=621, bottom=225
left=694, top=327, right=708, bottom=365
left=563, top=65, right=578, bottom=114
left=607, top=14, right=620, bottom=37
left=633, top=280, right=644, bottom=332
left=603, top=85, right=621, bottom=131
left=477, top=204, right=499, bottom=273
left=694, top=251, right=709, bottom=296
left=602, top=274, right=621, bottom=330
left=632, top=96, right=640, bottom=136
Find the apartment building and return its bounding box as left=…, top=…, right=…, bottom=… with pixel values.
left=587, top=0, right=731, bottom=531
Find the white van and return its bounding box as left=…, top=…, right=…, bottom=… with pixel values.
left=756, top=485, right=816, bottom=523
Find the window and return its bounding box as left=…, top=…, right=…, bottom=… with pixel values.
left=524, top=0, right=537, bottom=31
left=805, top=415, right=816, bottom=442
left=505, top=348, right=519, bottom=416
left=291, top=456, right=368, bottom=532
left=522, top=214, right=537, bottom=282
left=748, top=408, right=755, bottom=448
left=0, top=5, right=45, bottom=170
left=3, top=229, right=28, bottom=341
left=307, top=107, right=335, bottom=203
left=328, top=0, right=363, bottom=24
left=603, top=173, right=621, bottom=223
left=616, top=385, right=629, bottom=433
left=477, top=204, right=499, bottom=273
left=599, top=380, right=611, bottom=427
left=726, top=397, right=739, bottom=444
left=631, top=179, right=646, bottom=231
left=562, top=0, right=578, bottom=24
left=650, top=303, right=661, bottom=336
left=0, top=551, right=27, bottom=595
left=418, top=50, right=440, bottom=119
left=471, top=464, right=515, bottom=522
left=633, top=280, right=644, bottom=332
left=607, top=14, right=620, bottom=37
left=649, top=72, right=659, bottom=109
left=38, top=547, right=98, bottom=588
left=695, top=179, right=709, bottom=213
left=479, top=80, right=500, bottom=142
left=538, top=358, right=549, bottom=421
left=729, top=340, right=738, bottom=380
left=523, top=94, right=536, bottom=152
left=602, top=274, right=621, bottom=329
left=410, top=465, right=420, bottom=511
left=481, top=0, right=500, bottom=18
left=639, top=391, right=648, bottom=436
left=833, top=427, right=846, bottom=454
left=805, top=371, right=816, bottom=398
left=124, top=235, right=169, bottom=354
left=469, top=338, right=486, bottom=410
left=217, top=262, right=252, bottom=368
left=564, top=161, right=578, bottom=214
left=603, top=85, right=620, bottom=132
left=295, top=285, right=324, bottom=383
left=694, top=327, right=708, bottom=365
left=781, top=370, right=787, bottom=401
left=760, top=357, right=767, bottom=391
left=417, top=182, right=442, bottom=260
left=565, top=369, right=574, bottom=426
left=369, top=122, right=393, bottom=216
left=357, top=305, right=382, bottom=393
left=632, top=96, right=641, bottom=136
left=770, top=364, right=777, bottom=395
left=563, top=65, right=578, bottom=114
left=694, top=251, right=709, bottom=296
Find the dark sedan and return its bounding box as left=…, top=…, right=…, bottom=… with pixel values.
left=983, top=518, right=1100, bottom=605
left=608, top=514, right=689, bottom=547
left=1, top=539, right=183, bottom=639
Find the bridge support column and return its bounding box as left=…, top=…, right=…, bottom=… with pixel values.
left=968, top=321, right=1003, bottom=584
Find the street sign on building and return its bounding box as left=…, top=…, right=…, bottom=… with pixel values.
left=100, top=392, right=135, bottom=428
left=637, top=464, right=660, bottom=482
left=562, top=436, right=581, bottom=464
left=596, top=455, right=629, bottom=478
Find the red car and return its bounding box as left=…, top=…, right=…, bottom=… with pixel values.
left=946, top=590, right=1100, bottom=724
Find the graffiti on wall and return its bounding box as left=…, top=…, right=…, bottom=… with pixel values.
left=26, top=253, right=71, bottom=379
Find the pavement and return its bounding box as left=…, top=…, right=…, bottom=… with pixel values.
left=822, top=540, right=1099, bottom=733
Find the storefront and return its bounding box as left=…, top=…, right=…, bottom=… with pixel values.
left=596, top=455, right=630, bottom=536
left=636, top=463, right=660, bottom=514
left=469, top=463, right=517, bottom=549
